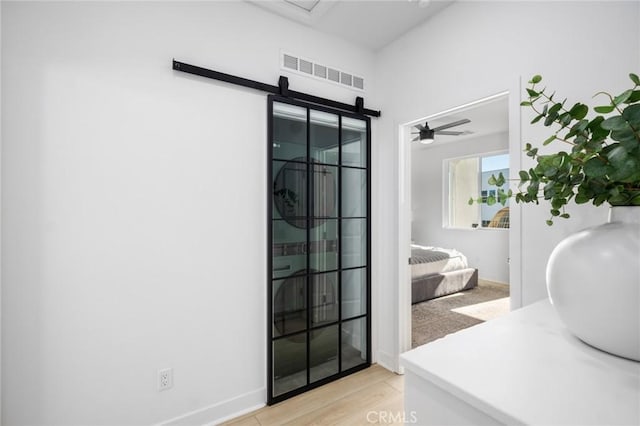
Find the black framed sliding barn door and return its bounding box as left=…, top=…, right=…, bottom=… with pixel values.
left=268, top=95, right=371, bottom=404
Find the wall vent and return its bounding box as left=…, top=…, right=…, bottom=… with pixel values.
left=299, top=59, right=313, bottom=74
left=281, top=52, right=365, bottom=92
left=283, top=54, right=298, bottom=71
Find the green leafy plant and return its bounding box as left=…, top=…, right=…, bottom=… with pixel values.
left=469, top=73, right=640, bottom=225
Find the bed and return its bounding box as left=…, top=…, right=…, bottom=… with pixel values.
left=410, top=244, right=478, bottom=304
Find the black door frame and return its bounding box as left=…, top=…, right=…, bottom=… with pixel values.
left=267, top=95, right=372, bottom=405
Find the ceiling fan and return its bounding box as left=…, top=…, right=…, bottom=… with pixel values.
left=412, top=118, right=471, bottom=144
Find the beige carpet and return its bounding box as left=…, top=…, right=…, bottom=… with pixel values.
left=412, top=279, right=510, bottom=348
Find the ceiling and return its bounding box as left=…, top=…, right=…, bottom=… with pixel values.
left=246, top=0, right=507, bottom=142
left=247, top=0, right=456, bottom=51
left=410, top=95, right=509, bottom=149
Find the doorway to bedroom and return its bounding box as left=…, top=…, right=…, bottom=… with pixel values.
left=404, top=92, right=512, bottom=348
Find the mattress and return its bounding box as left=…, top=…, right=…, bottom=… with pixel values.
left=410, top=244, right=468, bottom=279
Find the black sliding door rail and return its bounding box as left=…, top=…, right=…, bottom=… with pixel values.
left=172, top=60, right=381, bottom=118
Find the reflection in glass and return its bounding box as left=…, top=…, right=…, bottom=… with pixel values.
left=311, top=110, right=339, bottom=165
left=341, top=219, right=366, bottom=269
left=273, top=333, right=307, bottom=396
left=342, top=168, right=367, bottom=218
left=273, top=159, right=307, bottom=228
left=272, top=219, right=307, bottom=279
left=310, top=219, right=338, bottom=272
left=273, top=274, right=307, bottom=337
left=311, top=272, right=338, bottom=327
left=310, top=325, right=339, bottom=383
left=342, top=318, right=367, bottom=371
left=311, top=164, right=338, bottom=219
left=342, top=117, right=367, bottom=167
left=342, top=268, right=366, bottom=319
left=273, top=102, right=307, bottom=161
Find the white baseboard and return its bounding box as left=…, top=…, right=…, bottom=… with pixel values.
left=157, top=387, right=266, bottom=426
left=376, top=350, right=398, bottom=373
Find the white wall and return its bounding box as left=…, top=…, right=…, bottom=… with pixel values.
left=374, top=1, right=640, bottom=369
left=412, top=133, right=509, bottom=283
left=1, top=2, right=375, bottom=425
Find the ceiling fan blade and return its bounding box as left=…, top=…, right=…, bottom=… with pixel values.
left=414, top=124, right=426, bottom=131
left=436, top=130, right=465, bottom=136
left=411, top=136, right=420, bottom=142
left=432, top=118, right=471, bottom=132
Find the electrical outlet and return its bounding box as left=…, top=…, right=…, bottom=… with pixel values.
left=158, top=368, right=173, bottom=391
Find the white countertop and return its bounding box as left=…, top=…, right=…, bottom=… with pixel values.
left=401, top=300, right=640, bottom=425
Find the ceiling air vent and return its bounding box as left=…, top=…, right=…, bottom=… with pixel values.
left=327, top=68, right=340, bottom=83
left=283, top=54, right=298, bottom=71
left=340, top=72, right=353, bottom=86
left=314, top=64, right=327, bottom=78
left=299, top=59, right=313, bottom=74
left=281, top=52, right=364, bottom=92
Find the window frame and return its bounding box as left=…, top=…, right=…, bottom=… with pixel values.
left=442, top=150, right=510, bottom=231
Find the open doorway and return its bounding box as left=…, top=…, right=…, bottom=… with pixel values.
left=399, top=92, right=518, bottom=350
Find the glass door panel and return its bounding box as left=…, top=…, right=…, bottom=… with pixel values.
left=311, top=272, right=339, bottom=327
left=341, top=168, right=367, bottom=218
left=311, top=164, right=338, bottom=219
left=341, top=268, right=366, bottom=319
left=273, top=103, right=307, bottom=161
left=341, top=219, right=367, bottom=269
left=309, top=219, right=338, bottom=272
left=273, top=333, right=307, bottom=397
left=273, top=275, right=307, bottom=338
left=341, top=318, right=367, bottom=371
left=273, top=160, right=307, bottom=227
left=269, top=96, right=370, bottom=404
left=310, top=110, right=339, bottom=164
left=310, top=325, right=339, bottom=383
left=341, top=117, right=367, bottom=167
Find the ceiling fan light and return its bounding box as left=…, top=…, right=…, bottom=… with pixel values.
left=419, top=136, right=434, bottom=144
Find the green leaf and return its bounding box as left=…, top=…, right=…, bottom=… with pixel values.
left=546, top=220, right=554, bottom=226
left=630, top=73, right=640, bottom=85
left=543, top=135, right=556, bottom=146
left=601, top=116, right=629, bottom=131
left=613, top=89, right=633, bottom=105
left=526, top=88, right=539, bottom=97
left=468, top=197, right=474, bottom=205
left=583, top=157, right=608, bottom=178
left=626, top=90, right=640, bottom=104
left=569, top=103, right=588, bottom=120
left=531, top=114, right=544, bottom=124
left=487, top=175, right=497, bottom=186
left=575, top=193, right=590, bottom=204
left=519, top=170, right=530, bottom=181
left=520, top=101, right=532, bottom=107
left=530, top=75, right=543, bottom=84
left=551, top=209, right=561, bottom=216
left=548, top=103, right=563, bottom=115
left=594, top=105, right=616, bottom=114
left=560, top=213, right=570, bottom=219
left=559, top=112, right=573, bottom=127
left=544, top=166, right=559, bottom=177
left=486, top=195, right=497, bottom=206
left=622, top=104, right=640, bottom=126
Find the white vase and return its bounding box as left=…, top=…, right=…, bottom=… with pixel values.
left=546, top=206, right=640, bottom=361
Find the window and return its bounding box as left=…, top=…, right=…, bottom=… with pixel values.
left=446, top=152, right=510, bottom=229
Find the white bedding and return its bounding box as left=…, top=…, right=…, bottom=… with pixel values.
left=410, top=244, right=468, bottom=279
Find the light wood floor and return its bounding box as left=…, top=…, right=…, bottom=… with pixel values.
left=221, top=365, right=404, bottom=426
